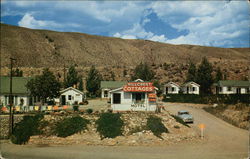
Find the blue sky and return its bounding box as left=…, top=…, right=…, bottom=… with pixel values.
left=1, top=1, right=249, bottom=48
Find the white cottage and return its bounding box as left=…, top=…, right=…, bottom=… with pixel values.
left=0, top=76, right=32, bottom=107
left=182, top=82, right=200, bottom=94
left=100, top=81, right=126, bottom=99
left=110, top=79, right=158, bottom=112
left=60, top=87, right=85, bottom=105
left=163, top=82, right=180, bottom=94
left=214, top=80, right=250, bottom=94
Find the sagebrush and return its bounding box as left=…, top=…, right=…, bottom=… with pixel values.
left=96, top=113, right=124, bottom=139
left=55, top=116, right=89, bottom=137
left=146, top=115, right=168, bottom=138
left=11, top=113, right=44, bottom=145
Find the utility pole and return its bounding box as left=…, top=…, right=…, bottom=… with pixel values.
left=9, top=57, right=16, bottom=137
left=63, top=63, right=66, bottom=88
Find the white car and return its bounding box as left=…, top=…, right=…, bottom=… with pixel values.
left=177, top=110, right=194, bottom=123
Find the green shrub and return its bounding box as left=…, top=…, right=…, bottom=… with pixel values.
left=55, top=116, right=89, bottom=138
left=174, top=125, right=180, bottom=129
left=11, top=113, right=44, bottom=145
left=171, top=115, right=190, bottom=127
left=73, top=105, right=79, bottom=112
left=146, top=115, right=168, bottom=138
left=86, top=108, right=93, bottom=114
left=96, top=113, right=124, bottom=139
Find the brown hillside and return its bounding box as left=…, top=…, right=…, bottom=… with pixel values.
left=1, top=23, right=250, bottom=83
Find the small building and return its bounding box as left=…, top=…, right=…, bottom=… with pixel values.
left=0, top=76, right=32, bottom=107
left=59, top=87, right=85, bottom=105
left=163, top=82, right=180, bottom=94
left=182, top=82, right=200, bottom=94
left=100, top=81, right=127, bottom=99
left=110, top=79, right=158, bottom=112
left=214, top=80, right=250, bottom=94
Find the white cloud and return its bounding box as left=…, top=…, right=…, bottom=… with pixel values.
left=151, top=1, right=249, bottom=47
left=2, top=1, right=249, bottom=47
left=149, top=35, right=167, bottom=42
left=142, top=18, right=150, bottom=25
left=113, top=22, right=168, bottom=42
left=14, top=1, right=37, bottom=7
left=18, top=13, right=62, bottom=29
left=55, top=1, right=148, bottom=24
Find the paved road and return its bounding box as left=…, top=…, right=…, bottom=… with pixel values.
left=1, top=103, right=249, bottom=159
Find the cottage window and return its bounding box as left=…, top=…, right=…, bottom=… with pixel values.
left=219, top=87, right=222, bottom=92
left=5, top=96, right=8, bottom=105
left=113, top=93, right=121, bottom=104
left=227, top=87, right=232, bottom=91
left=172, top=87, right=175, bottom=92
left=104, top=90, right=108, bottom=97
left=132, top=93, right=145, bottom=104
left=247, top=88, right=250, bottom=94
left=192, top=87, right=196, bottom=91
left=14, top=96, right=18, bottom=105
left=68, top=95, right=72, bottom=100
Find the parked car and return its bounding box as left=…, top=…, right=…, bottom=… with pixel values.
left=177, top=110, right=194, bottom=123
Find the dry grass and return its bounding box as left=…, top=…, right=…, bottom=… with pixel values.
left=1, top=23, right=249, bottom=83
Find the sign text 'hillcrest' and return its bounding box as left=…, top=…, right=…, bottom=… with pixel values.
left=123, top=82, right=154, bottom=92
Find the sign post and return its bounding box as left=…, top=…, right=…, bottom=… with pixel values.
left=198, top=124, right=205, bottom=139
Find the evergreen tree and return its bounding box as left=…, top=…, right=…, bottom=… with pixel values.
left=65, top=65, right=79, bottom=88
left=223, top=73, right=227, bottom=80
left=196, top=57, right=214, bottom=94
left=153, top=80, right=162, bottom=96
left=185, top=61, right=196, bottom=82
left=111, top=71, right=115, bottom=81
left=11, top=68, right=23, bottom=77
left=131, top=62, right=155, bottom=81
left=86, top=66, right=102, bottom=97
left=123, top=69, right=127, bottom=77
left=215, top=67, right=223, bottom=82
left=26, top=68, right=61, bottom=104
left=78, top=78, right=84, bottom=91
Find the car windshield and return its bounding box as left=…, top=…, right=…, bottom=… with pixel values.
left=179, top=111, right=189, bottom=115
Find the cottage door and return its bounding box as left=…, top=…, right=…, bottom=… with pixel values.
left=61, top=95, right=66, bottom=105
left=236, top=88, right=241, bottom=94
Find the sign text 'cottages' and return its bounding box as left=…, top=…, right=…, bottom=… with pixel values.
left=123, top=82, right=154, bottom=92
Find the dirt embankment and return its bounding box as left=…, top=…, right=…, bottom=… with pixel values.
left=6, top=111, right=199, bottom=146
left=204, top=103, right=249, bottom=130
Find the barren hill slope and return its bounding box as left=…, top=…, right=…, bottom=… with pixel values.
left=1, top=23, right=249, bottom=83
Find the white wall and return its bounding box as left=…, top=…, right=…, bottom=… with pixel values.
left=182, top=84, right=199, bottom=94
left=219, top=86, right=249, bottom=94
left=0, top=95, right=29, bottom=106
left=61, top=89, right=84, bottom=105
left=164, top=84, right=180, bottom=94
left=101, top=89, right=111, bottom=98
left=111, top=90, right=157, bottom=111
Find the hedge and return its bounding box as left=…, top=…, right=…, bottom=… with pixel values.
left=163, top=94, right=250, bottom=104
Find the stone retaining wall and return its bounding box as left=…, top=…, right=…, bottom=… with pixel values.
left=0, top=115, right=23, bottom=138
